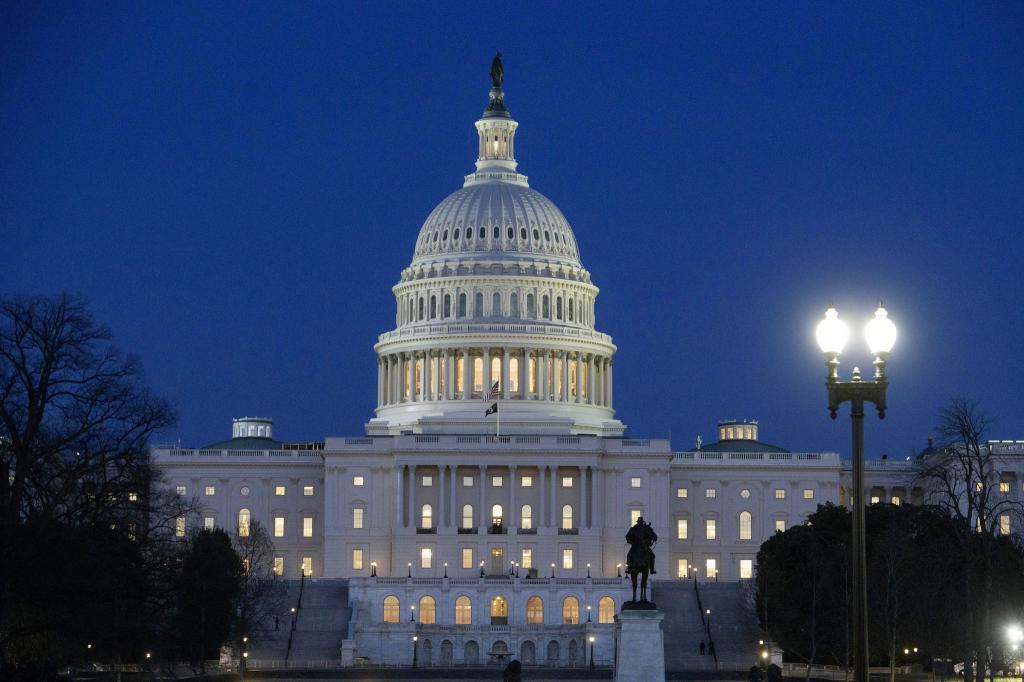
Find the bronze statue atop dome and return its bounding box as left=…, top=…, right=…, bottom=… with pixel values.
left=490, top=52, right=504, bottom=88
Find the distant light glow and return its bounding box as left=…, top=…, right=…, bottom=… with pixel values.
left=865, top=305, right=897, bottom=354
left=816, top=307, right=849, bottom=354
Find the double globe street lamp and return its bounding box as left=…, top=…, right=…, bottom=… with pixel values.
left=816, top=304, right=897, bottom=682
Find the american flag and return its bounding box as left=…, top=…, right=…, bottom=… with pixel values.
left=484, top=381, right=500, bottom=401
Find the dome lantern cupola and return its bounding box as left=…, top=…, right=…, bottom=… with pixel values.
left=467, top=52, right=526, bottom=186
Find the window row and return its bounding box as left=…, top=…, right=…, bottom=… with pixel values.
left=403, top=503, right=574, bottom=531
left=674, top=487, right=816, bottom=501
left=674, top=513, right=787, bottom=541
left=396, top=545, right=579, bottom=572
left=675, top=558, right=755, bottom=580
left=174, top=484, right=317, bottom=497
left=176, top=510, right=317, bottom=539
left=382, top=594, right=615, bottom=625
left=416, top=222, right=576, bottom=255
left=398, top=290, right=593, bottom=327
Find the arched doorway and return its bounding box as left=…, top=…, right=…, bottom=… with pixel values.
left=490, top=595, right=508, bottom=624
left=489, top=640, right=510, bottom=666
left=421, top=639, right=432, bottom=666
left=440, top=640, right=453, bottom=666
left=521, top=640, right=535, bottom=664
left=568, top=639, right=579, bottom=666
left=546, top=640, right=560, bottom=665
left=465, top=640, right=479, bottom=665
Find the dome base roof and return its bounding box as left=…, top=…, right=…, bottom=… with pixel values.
left=367, top=401, right=624, bottom=437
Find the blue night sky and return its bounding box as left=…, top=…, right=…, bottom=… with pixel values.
left=3, top=2, right=1022, bottom=456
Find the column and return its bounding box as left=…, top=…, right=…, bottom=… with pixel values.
left=520, top=349, right=529, bottom=400
left=446, top=350, right=455, bottom=400
left=581, top=466, right=588, bottom=530
left=561, top=352, right=570, bottom=402
left=501, top=349, right=511, bottom=399
left=595, top=357, right=603, bottom=407
left=408, top=354, right=417, bottom=403
left=478, top=465, right=486, bottom=533
left=439, top=463, right=446, bottom=528
left=539, top=351, right=548, bottom=401
left=575, top=353, right=583, bottom=404
left=408, top=465, right=416, bottom=528
left=587, top=354, right=595, bottom=405
left=394, top=466, right=404, bottom=527
left=461, top=348, right=471, bottom=400
left=483, top=347, right=492, bottom=395
left=509, top=465, right=517, bottom=530
left=449, top=465, right=457, bottom=528
left=603, top=358, right=610, bottom=408
left=397, top=353, right=406, bottom=402
left=608, top=360, right=614, bottom=409
left=539, top=464, right=546, bottom=529
left=550, top=465, right=558, bottom=528
left=424, top=350, right=432, bottom=401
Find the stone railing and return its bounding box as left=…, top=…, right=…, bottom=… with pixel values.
left=154, top=448, right=323, bottom=461
left=377, top=322, right=613, bottom=345
left=672, top=451, right=841, bottom=465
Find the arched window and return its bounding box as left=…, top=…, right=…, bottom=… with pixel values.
left=414, top=359, right=422, bottom=396
left=479, top=226, right=486, bottom=239
left=491, top=357, right=501, bottom=387
left=510, top=292, right=519, bottom=317
left=492, top=292, right=501, bottom=316
left=509, top=357, right=519, bottom=393
left=562, top=596, right=580, bottom=624
left=556, top=297, right=563, bottom=320
left=493, top=226, right=500, bottom=239
left=418, top=297, right=424, bottom=321
left=739, top=511, right=752, bottom=540
left=462, top=504, right=474, bottom=529
left=430, top=295, right=437, bottom=319
left=561, top=504, right=574, bottom=530
left=238, top=508, right=250, bottom=537
left=383, top=595, right=400, bottom=623
left=526, top=294, right=536, bottom=318
left=542, top=295, right=550, bottom=319
left=421, top=504, right=433, bottom=529
left=473, top=357, right=483, bottom=393
left=570, top=362, right=578, bottom=397
left=458, top=293, right=467, bottom=317
left=491, top=596, right=508, bottom=624
left=443, top=294, right=451, bottom=318
left=419, top=595, right=436, bottom=624
left=520, top=504, right=533, bottom=530
left=455, top=595, right=472, bottom=625
left=598, top=596, right=615, bottom=624
left=568, top=297, right=575, bottom=321
left=527, top=596, right=544, bottom=624
left=491, top=504, right=503, bottom=526
left=456, top=355, right=464, bottom=393
left=474, top=292, right=483, bottom=317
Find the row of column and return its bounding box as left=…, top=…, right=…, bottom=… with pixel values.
left=377, top=348, right=612, bottom=408
left=394, top=464, right=602, bottom=531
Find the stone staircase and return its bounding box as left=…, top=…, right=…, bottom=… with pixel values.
left=248, top=578, right=351, bottom=663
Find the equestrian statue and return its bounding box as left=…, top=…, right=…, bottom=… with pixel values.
left=625, top=517, right=658, bottom=606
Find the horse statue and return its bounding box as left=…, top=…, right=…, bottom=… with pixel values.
left=625, top=517, right=658, bottom=605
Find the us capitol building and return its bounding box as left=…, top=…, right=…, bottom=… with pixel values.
left=152, top=59, right=1024, bottom=668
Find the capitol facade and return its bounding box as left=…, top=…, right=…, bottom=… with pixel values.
left=152, top=61, right=1024, bottom=668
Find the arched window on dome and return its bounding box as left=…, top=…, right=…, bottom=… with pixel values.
left=556, top=297, right=563, bottom=320
left=507, top=226, right=513, bottom=239
left=474, top=293, right=483, bottom=317
left=526, top=294, right=535, bottom=319
left=455, top=356, right=464, bottom=393
left=493, top=226, right=500, bottom=240
left=444, top=294, right=451, bottom=318
left=570, top=362, right=578, bottom=398
left=418, top=297, right=424, bottom=321
left=492, top=292, right=501, bottom=316
left=510, top=293, right=519, bottom=318
left=528, top=355, right=537, bottom=394
left=414, top=359, right=422, bottom=397
left=454, top=228, right=460, bottom=241
left=458, top=294, right=467, bottom=318
left=520, top=227, right=527, bottom=240
left=430, top=296, right=437, bottom=319
left=491, top=357, right=500, bottom=388
left=568, top=297, right=575, bottom=322
left=479, top=227, right=485, bottom=240
left=509, top=357, right=519, bottom=393
left=542, top=295, right=549, bottom=319
left=473, top=357, right=483, bottom=393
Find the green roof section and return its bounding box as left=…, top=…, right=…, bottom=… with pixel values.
left=202, top=436, right=284, bottom=450
left=688, top=439, right=790, bottom=454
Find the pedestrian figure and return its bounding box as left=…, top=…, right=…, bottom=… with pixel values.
left=709, top=641, right=716, bottom=657
left=274, top=615, right=279, bottom=631
left=699, top=641, right=706, bottom=655
left=503, top=659, right=522, bottom=682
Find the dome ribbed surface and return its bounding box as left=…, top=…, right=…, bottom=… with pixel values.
left=412, top=182, right=580, bottom=264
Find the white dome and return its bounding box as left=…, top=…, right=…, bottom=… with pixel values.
left=412, top=182, right=581, bottom=266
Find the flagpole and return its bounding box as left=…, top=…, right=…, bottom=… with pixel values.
left=497, top=399, right=500, bottom=438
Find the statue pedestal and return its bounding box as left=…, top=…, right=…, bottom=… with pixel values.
left=614, top=607, right=665, bottom=682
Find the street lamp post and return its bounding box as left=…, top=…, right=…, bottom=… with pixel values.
left=412, top=635, right=418, bottom=668
left=589, top=635, right=595, bottom=669
left=816, top=304, right=897, bottom=682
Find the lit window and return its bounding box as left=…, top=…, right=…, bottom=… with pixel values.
left=740, top=559, right=753, bottom=579
left=775, top=489, right=785, bottom=500
left=527, top=596, right=544, bottom=624
left=562, top=476, right=573, bottom=488
left=383, top=595, right=400, bottom=623
left=353, top=476, right=364, bottom=487
left=422, top=476, right=432, bottom=487
left=706, top=519, right=717, bottom=540
left=803, top=489, right=814, bottom=500
left=631, top=477, right=642, bottom=488
left=599, top=596, right=615, bottom=623
left=273, top=556, right=284, bottom=576
left=462, top=504, right=474, bottom=529
left=352, top=549, right=364, bottom=570
left=176, top=516, right=186, bottom=537
left=204, top=517, right=215, bottom=531
left=562, top=595, right=579, bottom=623
left=352, top=508, right=364, bottom=529
left=562, top=504, right=574, bottom=530
left=677, top=487, right=688, bottom=498
left=462, top=547, right=473, bottom=569
left=706, top=558, right=717, bottom=578
left=491, top=504, right=503, bottom=526
left=775, top=520, right=786, bottom=532
left=238, top=509, right=251, bottom=537
left=677, top=519, right=688, bottom=540
left=630, top=509, right=641, bottom=526
left=128, top=492, right=138, bottom=502
left=740, top=489, right=750, bottom=499
left=463, top=476, right=474, bottom=487
left=678, top=558, right=694, bottom=579
left=870, top=496, right=880, bottom=505
left=521, top=547, right=533, bottom=568
left=492, top=476, right=503, bottom=487
left=705, top=488, right=717, bottom=499
left=421, top=504, right=433, bottom=529
left=1000, top=513, right=1011, bottom=535
left=739, top=511, right=752, bottom=540
left=274, top=516, right=285, bottom=537
left=176, top=485, right=186, bottom=496
left=891, top=496, right=901, bottom=506
left=419, top=595, right=435, bottom=623
left=301, top=557, right=312, bottom=577
left=562, top=548, right=574, bottom=569
left=302, top=517, right=313, bottom=538
left=1000, top=482, right=1010, bottom=493
left=520, top=505, right=533, bottom=530
left=455, top=595, right=472, bottom=624
left=205, top=485, right=216, bottom=496
left=420, top=547, right=432, bottom=568
left=521, top=476, right=533, bottom=487
left=303, top=485, right=315, bottom=496
left=275, top=485, right=286, bottom=496
left=975, top=481, right=984, bottom=492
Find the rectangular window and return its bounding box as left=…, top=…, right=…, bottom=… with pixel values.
left=740, top=559, right=753, bottom=579
left=677, top=519, right=688, bottom=540
left=422, top=476, right=433, bottom=487
left=775, top=519, right=786, bottom=532
left=629, top=509, right=642, bottom=527
left=677, top=558, right=689, bottom=578
left=870, top=496, right=880, bottom=505
left=205, top=485, right=215, bottom=496
left=463, top=476, right=473, bottom=487
left=462, top=547, right=473, bottom=569
left=352, top=549, right=364, bottom=570
left=1000, top=513, right=1011, bottom=535
left=352, top=476, right=364, bottom=487
left=275, top=485, right=286, bottom=496
left=706, top=558, right=717, bottom=579
left=273, top=556, right=284, bottom=576
left=740, top=513, right=752, bottom=540
left=303, top=485, right=315, bottom=496
left=303, top=517, right=313, bottom=538
left=705, top=488, right=717, bottom=499
left=352, top=508, right=364, bottom=529
left=775, top=489, right=786, bottom=500
left=274, top=516, right=285, bottom=537
left=128, top=492, right=138, bottom=502
left=521, top=548, right=533, bottom=569
left=492, top=476, right=503, bottom=487
left=420, top=547, right=433, bottom=568
left=175, top=517, right=186, bottom=537
left=676, top=487, right=688, bottom=498
left=562, top=476, right=573, bottom=488
left=803, top=489, right=814, bottom=500
left=631, top=477, right=642, bottom=488
left=891, top=496, right=901, bottom=506
left=706, top=519, right=717, bottom=540
left=562, top=548, right=574, bottom=569
left=301, top=557, right=312, bottom=577
left=1000, top=481, right=1010, bottom=493
left=176, top=485, right=187, bottom=496
left=521, top=475, right=533, bottom=487
left=204, top=517, right=215, bottom=531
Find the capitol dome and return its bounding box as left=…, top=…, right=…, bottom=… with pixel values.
left=367, top=54, right=623, bottom=437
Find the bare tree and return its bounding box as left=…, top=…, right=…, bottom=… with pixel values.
left=232, top=520, right=285, bottom=665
